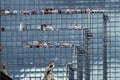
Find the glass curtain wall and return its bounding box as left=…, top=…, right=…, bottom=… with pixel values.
left=0, top=0, right=120, bottom=80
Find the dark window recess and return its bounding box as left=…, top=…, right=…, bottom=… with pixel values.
left=1, top=27, right=5, bottom=31
left=41, top=24, right=46, bottom=31
left=0, top=45, right=2, bottom=51
left=30, top=45, right=32, bottom=48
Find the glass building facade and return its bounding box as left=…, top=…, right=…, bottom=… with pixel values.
left=0, top=0, right=120, bottom=80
